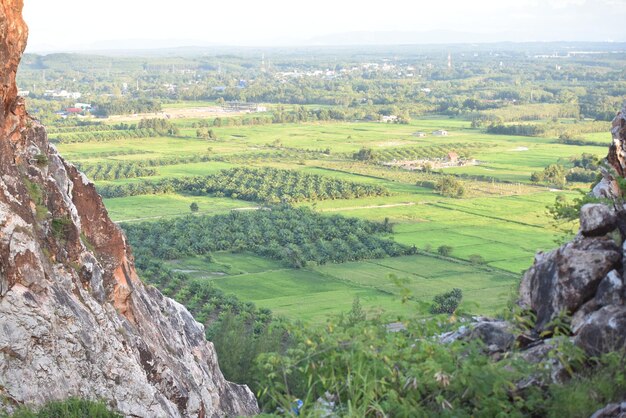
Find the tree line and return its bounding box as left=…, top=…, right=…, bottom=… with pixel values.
left=122, top=206, right=414, bottom=268
left=75, top=162, right=157, bottom=181
left=91, top=98, right=161, bottom=117
left=51, top=128, right=160, bottom=144
left=97, top=167, right=390, bottom=203
left=77, top=154, right=211, bottom=177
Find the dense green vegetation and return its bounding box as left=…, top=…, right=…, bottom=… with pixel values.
left=531, top=153, right=602, bottom=188
left=251, top=311, right=626, bottom=417
left=99, top=167, right=389, bottom=203
left=375, top=142, right=488, bottom=162
left=91, top=99, right=161, bottom=117
left=51, top=128, right=160, bottom=144
left=76, top=161, right=157, bottom=180
left=76, top=154, right=214, bottom=180
left=124, top=206, right=413, bottom=267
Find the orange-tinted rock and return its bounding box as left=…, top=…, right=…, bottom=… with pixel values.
left=0, top=1, right=258, bottom=416
left=0, top=0, right=27, bottom=126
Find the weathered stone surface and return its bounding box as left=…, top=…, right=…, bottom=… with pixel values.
left=439, top=318, right=515, bottom=353
left=592, top=172, right=621, bottom=200
left=468, top=320, right=516, bottom=353
left=595, top=270, right=623, bottom=308
left=590, top=402, right=626, bottom=418
left=519, top=237, right=621, bottom=331
left=608, top=107, right=626, bottom=179
left=516, top=340, right=568, bottom=384
left=0, top=2, right=258, bottom=416
left=574, top=305, right=626, bottom=356
left=580, top=204, right=617, bottom=237
left=0, top=0, right=27, bottom=128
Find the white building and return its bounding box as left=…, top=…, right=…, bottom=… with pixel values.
left=432, top=130, right=449, bottom=136
left=381, top=115, right=398, bottom=123
left=44, top=89, right=82, bottom=100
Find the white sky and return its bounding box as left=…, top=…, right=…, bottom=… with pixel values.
left=23, top=0, right=626, bottom=51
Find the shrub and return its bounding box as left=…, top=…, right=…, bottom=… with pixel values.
left=437, top=245, right=453, bottom=257
left=435, top=176, right=465, bottom=197
left=352, top=147, right=374, bottom=161
left=468, top=254, right=486, bottom=265
left=34, top=154, right=48, bottom=167
left=430, top=288, right=463, bottom=314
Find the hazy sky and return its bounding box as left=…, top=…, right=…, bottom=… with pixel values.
left=23, top=0, right=626, bottom=51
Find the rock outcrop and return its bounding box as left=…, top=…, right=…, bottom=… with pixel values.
left=0, top=1, right=258, bottom=416
left=518, top=106, right=626, bottom=357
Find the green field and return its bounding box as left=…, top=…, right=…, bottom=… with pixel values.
left=165, top=253, right=418, bottom=322
left=57, top=116, right=603, bottom=322
left=164, top=252, right=516, bottom=322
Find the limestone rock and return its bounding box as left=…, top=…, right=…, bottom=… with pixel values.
left=518, top=237, right=621, bottom=332
left=590, top=402, right=626, bottom=418
left=516, top=340, right=568, bottom=384
left=574, top=305, right=626, bottom=356
left=580, top=204, right=617, bottom=237
left=595, top=270, right=623, bottom=308
left=0, top=1, right=258, bottom=416
left=467, top=320, right=516, bottom=353
left=592, top=172, right=621, bottom=200
left=439, top=318, right=515, bottom=354
left=0, top=0, right=27, bottom=127
left=608, top=107, right=626, bottom=179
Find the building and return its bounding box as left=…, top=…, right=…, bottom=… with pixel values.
left=44, top=90, right=82, bottom=100
left=223, top=102, right=267, bottom=113
left=432, top=130, right=449, bottom=136
left=381, top=115, right=398, bottom=123
left=446, top=152, right=459, bottom=163
left=413, top=132, right=426, bottom=137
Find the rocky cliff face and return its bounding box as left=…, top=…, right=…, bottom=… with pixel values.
left=0, top=1, right=259, bottom=416
left=518, top=106, right=626, bottom=357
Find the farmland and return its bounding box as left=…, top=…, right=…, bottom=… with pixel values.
left=21, top=45, right=621, bottom=324
left=49, top=113, right=603, bottom=322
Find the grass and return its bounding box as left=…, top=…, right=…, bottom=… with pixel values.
left=106, top=194, right=255, bottom=222
left=165, top=253, right=418, bottom=322
left=166, top=252, right=517, bottom=322
left=7, top=398, right=121, bottom=418
left=315, top=254, right=517, bottom=314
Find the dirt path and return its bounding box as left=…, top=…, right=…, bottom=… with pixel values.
left=105, top=106, right=246, bottom=122
left=114, top=206, right=260, bottom=223
left=319, top=202, right=416, bottom=212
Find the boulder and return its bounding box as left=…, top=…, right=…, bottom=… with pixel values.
left=580, top=204, right=617, bottom=237
left=519, top=237, right=621, bottom=332
left=439, top=319, right=515, bottom=354
left=468, top=320, right=516, bottom=353
left=574, top=305, right=626, bottom=355
left=595, top=270, right=624, bottom=307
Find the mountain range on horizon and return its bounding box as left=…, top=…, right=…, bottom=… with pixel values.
left=25, top=29, right=626, bottom=54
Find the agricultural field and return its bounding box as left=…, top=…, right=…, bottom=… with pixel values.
left=54, top=110, right=605, bottom=322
